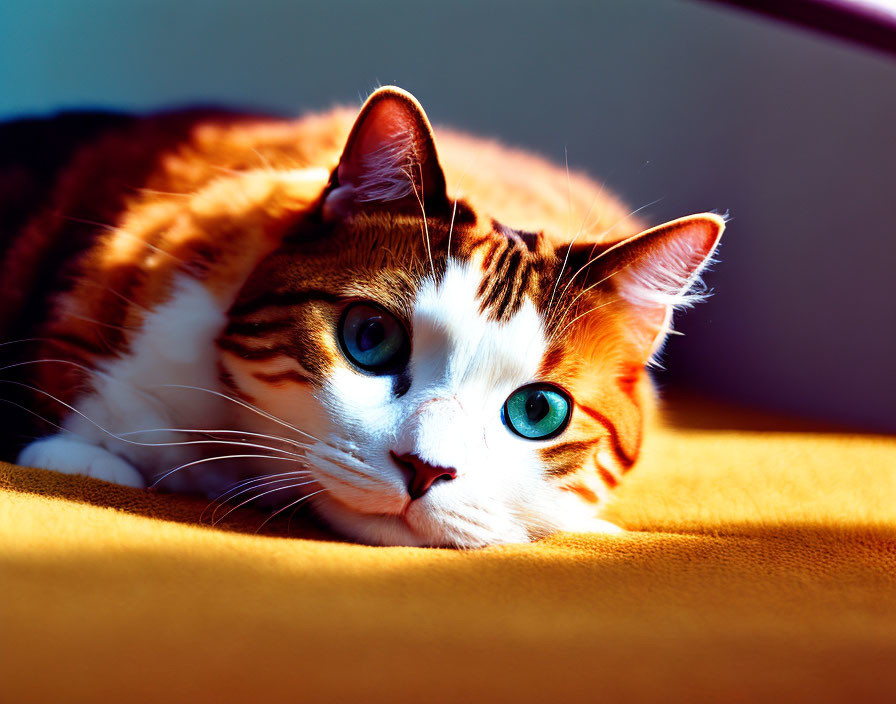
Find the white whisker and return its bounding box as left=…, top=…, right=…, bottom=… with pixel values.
left=60, top=215, right=185, bottom=264
left=447, top=162, right=473, bottom=260
left=213, top=480, right=317, bottom=525
left=0, top=380, right=304, bottom=457
left=405, top=163, right=434, bottom=275
left=256, top=488, right=326, bottom=533
left=119, top=427, right=310, bottom=450
left=553, top=298, right=621, bottom=340
left=151, top=453, right=299, bottom=488
left=546, top=188, right=604, bottom=326
left=0, top=337, right=56, bottom=349
left=549, top=198, right=663, bottom=323
left=201, top=470, right=310, bottom=523
left=155, top=383, right=321, bottom=443
left=549, top=263, right=633, bottom=337
left=209, top=470, right=310, bottom=505
left=211, top=474, right=314, bottom=523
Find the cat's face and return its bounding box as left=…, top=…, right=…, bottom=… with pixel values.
left=219, top=87, right=723, bottom=546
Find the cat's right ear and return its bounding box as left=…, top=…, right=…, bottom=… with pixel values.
left=322, top=86, right=449, bottom=221
left=561, top=213, right=725, bottom=364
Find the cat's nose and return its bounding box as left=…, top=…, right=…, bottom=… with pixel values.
left=390, top=451, right=457, bottom=500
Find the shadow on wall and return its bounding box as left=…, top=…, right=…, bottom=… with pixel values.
left=0, top=0, right=893, bottom=432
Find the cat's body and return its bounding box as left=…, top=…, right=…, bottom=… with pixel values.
left=0, top=88, right=723, bottom=547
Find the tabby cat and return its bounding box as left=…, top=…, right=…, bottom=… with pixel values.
left=0, top=87, right=724, bottom=547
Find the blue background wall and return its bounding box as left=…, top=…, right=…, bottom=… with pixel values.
left=2, top=0, right=894, bottom=431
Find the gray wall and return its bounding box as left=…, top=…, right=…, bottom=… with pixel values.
left=1, top=0, right=894, bottom=431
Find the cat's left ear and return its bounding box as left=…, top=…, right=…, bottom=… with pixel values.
left=564, top=213, right=725, bottom=363
left=323, top=86, right=449, bottom=220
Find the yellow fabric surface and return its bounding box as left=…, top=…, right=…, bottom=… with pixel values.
left=2, top=413, right=895, bottom=703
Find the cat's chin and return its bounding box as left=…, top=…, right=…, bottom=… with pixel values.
left=312, top=492, right=524, bottom=548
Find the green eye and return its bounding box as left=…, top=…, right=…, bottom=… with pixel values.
left=503, top=383, right=572, bottom=440
left=338, top=302, right=410, bottom=374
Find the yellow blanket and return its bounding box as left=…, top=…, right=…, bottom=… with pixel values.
left=2, top=406, right=895, bottom=703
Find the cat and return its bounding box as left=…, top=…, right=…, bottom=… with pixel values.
left=0, top=86, right=724, bottom=547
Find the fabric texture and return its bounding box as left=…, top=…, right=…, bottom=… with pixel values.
left=2, top=402, right=895, bottom=703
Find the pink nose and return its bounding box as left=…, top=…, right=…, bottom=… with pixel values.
left=390, top=452, right=457, bottom=500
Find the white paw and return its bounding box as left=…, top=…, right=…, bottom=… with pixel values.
left=18, top=435, right=146, bottom=488
left=561, top=515, right=625, bottom=535
left=587, top=518, right=625, bottom=535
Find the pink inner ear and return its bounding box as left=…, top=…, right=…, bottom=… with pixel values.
left=326, top=88, right=448, bottom=217
left=338, top=100, right=417, bottom=188
left=611, top=213, right=725, bottom=362
left=617, top=214, right=724, bottom=307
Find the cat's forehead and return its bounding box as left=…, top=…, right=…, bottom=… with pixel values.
left=349, top=211, right=556, bottom=304
left=257, top=209, right=582, bottom=342
left=459, top=226, right=551, bottom=323
left=412, top=257, right=548, bottom=387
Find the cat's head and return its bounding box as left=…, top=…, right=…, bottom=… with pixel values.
left=221, top=87, right=724, bottom=546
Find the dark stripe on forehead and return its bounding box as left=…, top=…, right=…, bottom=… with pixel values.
left=476, top=240, right=536, bottom=322
left=228, top=288, right=342, bottom=317
left=494, top=257, right=531, bottom=320
left=479, top=248, right=520, bottom=309
left=481, top=240, right=503, bottom=272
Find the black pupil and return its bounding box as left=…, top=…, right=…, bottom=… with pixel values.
left=525, top=391, right=550, bottom=423
left=357, top=318, right=386, bottom=352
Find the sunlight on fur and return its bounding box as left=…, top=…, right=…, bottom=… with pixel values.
left=2, top=87, right=724, bottom=547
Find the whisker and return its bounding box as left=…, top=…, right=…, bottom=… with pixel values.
left=67, top=313, right=138, bottom=332
left=203, top=474, right=297, bottom=524
left=405, top=163, right=434, bottom=276
left=132, top=187, right=191, bottom=198
left=150, top=453, right=299, bottom=488
left=251, top=147, right=274, bottom=171
left=549, top=263, right=633, bottom=335
left=0, top=337, right=57, bottom=350
left=544, top=148, right=584, bottom=326
left=256, top=488, right=326, bottom=533
left=447, top=163, right=473, bottom=260
left=119, top=427, right=310, bottom=450
left=209, top=473, right=313, bottom=523
left=205, top=470, right=310, bottom=514
left=545, top=189, right=604, bottom=326
left=0, top=380, right=304, bottom=457
left=155, top=383, right=321, bottom=443
left=0, top=358, right=173, bottom=418
left=549, top=198, right=663, bottom=323
left=210, top=164, right=244, bottom=176
left=0, top=398, right=69, bottom=435
left=79, top=280, right=153, bottom=313
left=213, top=480, right=317, bottom=525
left=60, top=215, right=185, bottom=264
left=553, top=298, right=621, bottom=340
left=0, top=360, right=318, bottom=450
left=564, top=146, right=572, bottom=241
left=59, top=214, right=116, bottom=231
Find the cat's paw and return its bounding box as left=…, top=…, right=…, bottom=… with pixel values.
left=587, top=518, right=625, bottom=535
left=18, top=435, right=145, bottom=488
left=563, top=516, right=625, bottom=535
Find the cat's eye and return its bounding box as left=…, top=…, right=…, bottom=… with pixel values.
left=338, top=302, right=410, bottom=374
left=503, top=383, right=572, bottom=440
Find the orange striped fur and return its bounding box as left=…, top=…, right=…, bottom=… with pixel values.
left=0, top=87, right=724, bottom=546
